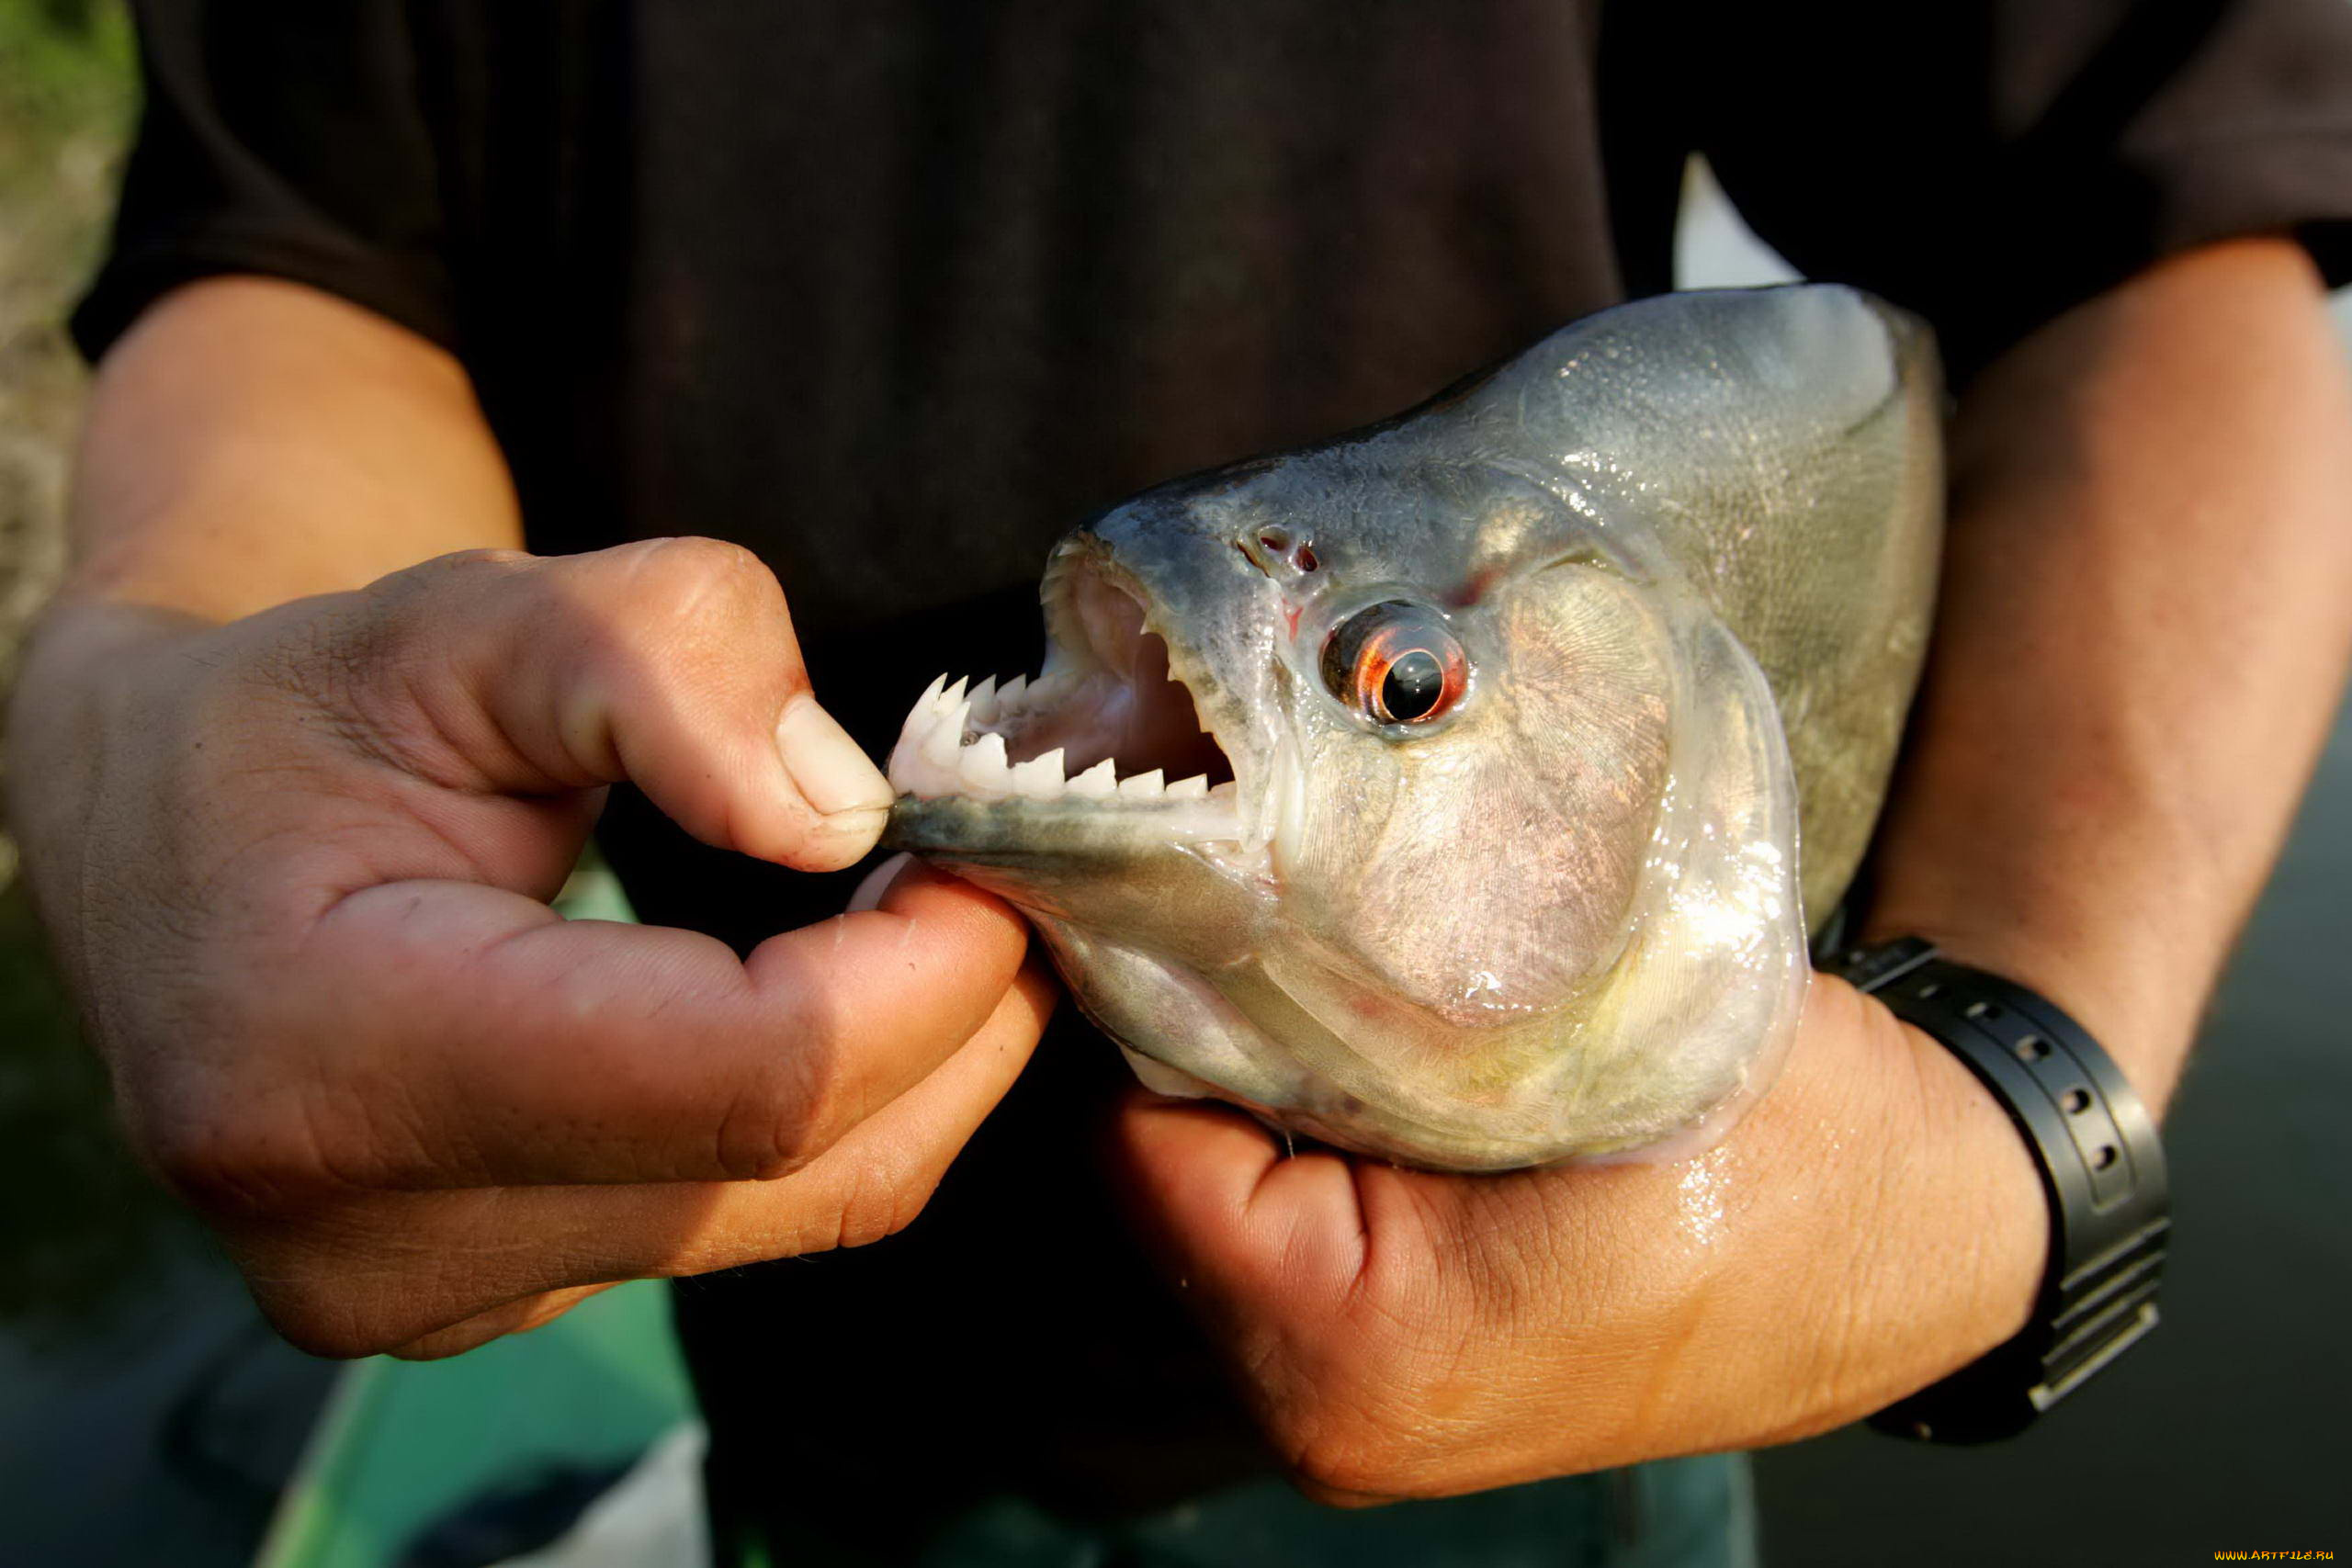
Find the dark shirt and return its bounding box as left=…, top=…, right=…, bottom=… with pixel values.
left=76, top=3, right=2352, bottom=1560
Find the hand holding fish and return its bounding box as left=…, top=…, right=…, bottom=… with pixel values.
left=6, top=282, right=1055, bottom=1359
left=1111, top=970, right=2047, bottom=1498
left=1096, top=237, right=2352, bottom=1495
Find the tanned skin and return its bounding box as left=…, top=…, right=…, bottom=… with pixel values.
left=9, top=241, right=2349, bottom=1468
left=7, top=277, right=1055, bottom=1358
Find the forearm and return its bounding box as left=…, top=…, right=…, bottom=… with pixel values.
left=1863, top=236, right=2352, bottom=1114
left=60, top=275, right=520, bottom=623
left=9, top=276, right=528, bottom=931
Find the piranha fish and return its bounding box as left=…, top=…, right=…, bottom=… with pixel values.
left=884, top=286, right=1942, bottom=1171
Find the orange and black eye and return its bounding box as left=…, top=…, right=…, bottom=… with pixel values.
left=1319, top=600, right=1468, bottom=727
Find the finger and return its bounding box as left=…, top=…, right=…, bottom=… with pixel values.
left=180, top=859, right=1030, bottom=1195
left=330, top=539, right=892, bottom=873
left=1111, top=1094, right=1379, bottom=1318
left=237, top=959, right=1055, bottom=1358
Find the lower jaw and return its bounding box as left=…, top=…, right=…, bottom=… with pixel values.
left=883, top=794, right=1255, bottom=861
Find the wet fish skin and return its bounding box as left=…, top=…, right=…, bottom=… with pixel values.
left=886, top=286, right=1942, bottom=1170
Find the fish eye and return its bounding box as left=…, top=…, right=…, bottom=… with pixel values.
left=1319, top=601, right=1467, bottom=728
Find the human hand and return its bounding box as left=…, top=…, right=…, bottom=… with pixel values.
left=6, top=539, right=1051, bottom=1358
left=1111, top=974, right=2047, bottom=1503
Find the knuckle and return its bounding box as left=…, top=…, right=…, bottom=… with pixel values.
left=830, top=1156, right=934, bottom=1251
left=531, top=538, right=789, bottom=703
left=728, top=1051, right=865, bottom=1179
left=715, top=1048, right=855, bottom=1184
left=616, top=536, right=780, bottom=626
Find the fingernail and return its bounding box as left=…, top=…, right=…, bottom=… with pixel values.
left=847, top=852, right=915, bottom=912
left=777, top=695, right=895, bottom=816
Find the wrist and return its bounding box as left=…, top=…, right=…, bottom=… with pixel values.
left=1829, top=942, right=2171, bottom=1440
left=1853, top=898, right=2198, bottom=1121
left=5, top=601, right=213, bottom=868
left=10, top=597, right=217, bottom=738
left=1704, top=976, right=2049, bottom=1438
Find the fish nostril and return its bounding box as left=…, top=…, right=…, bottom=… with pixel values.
left=1242, top=527, right=1317, bottom=576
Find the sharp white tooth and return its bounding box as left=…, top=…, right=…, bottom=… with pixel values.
left=1068, top=759, right=1118, bottom=799
left=915, top=673, right=948, bottom=716
left=959, top=732, right=1012, bottom=796
left=967, top=675, right=1000, bottom=725
left=942, top=676, right=970, bottom=711
left=1118, top=769, right=1164, bottom=801
left=998, top=673, right=1029, bottom=714
left=1165, top=773, right=1207, bottom=800
left=1010, top=747, right=1065, bottom=799
left=921, top=700, right=967, bottom=771
left=893, top=702, right=931, bottom=761
left=916, top=751, right=960, bottom=798
left=894, top=737, right=929, bottom=794
left=1208, top=781, right=1238, bottom=803
left=899, top=750, right=934, bottom=796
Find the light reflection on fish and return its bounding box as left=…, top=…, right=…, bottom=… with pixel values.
left=884, top=286, right=1942, bottom=1171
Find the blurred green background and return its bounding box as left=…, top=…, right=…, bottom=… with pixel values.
left=0, top=5, right=300, bottom=1565
left=3, top=4, right=2348, bottom=1566
left=0, top=0, right=155, bottom=1339
left=2, top=11, right=327, bottom=1567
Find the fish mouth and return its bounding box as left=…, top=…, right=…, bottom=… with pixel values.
left=885, top=547, right=1278, bottom=873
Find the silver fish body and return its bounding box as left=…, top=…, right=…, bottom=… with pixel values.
left=885, top=286, right=1942, bottom=1170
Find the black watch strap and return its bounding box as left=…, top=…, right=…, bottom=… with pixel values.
left=1826, top=937, right=2171, bottom=1443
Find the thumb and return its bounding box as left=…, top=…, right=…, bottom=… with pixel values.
left=329, top=538, right=891, bottom=871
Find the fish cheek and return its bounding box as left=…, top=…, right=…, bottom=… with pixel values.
left=1282, top=573, right=1676, bottom=1028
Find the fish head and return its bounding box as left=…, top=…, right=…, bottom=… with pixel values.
left=1077, top=449, right=1686, bottom=1022
left=885, top=285, right=1939, bottom=1169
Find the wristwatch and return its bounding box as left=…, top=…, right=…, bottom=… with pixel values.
left=1823, top=937, right=2171, bottom=1443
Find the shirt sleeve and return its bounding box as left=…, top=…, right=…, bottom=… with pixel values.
left=72, top=1, right=456, bottom=362
left=1687, top=0, right=2352, bottom=380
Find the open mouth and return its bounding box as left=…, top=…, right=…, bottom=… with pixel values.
left=886, top=555, right=1258, bottom=844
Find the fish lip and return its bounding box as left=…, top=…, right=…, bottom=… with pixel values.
left=884, top=543, right=1276, bottom=870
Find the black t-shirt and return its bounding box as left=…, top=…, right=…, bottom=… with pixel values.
left=76, top=2, right=2352, bottom=1558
